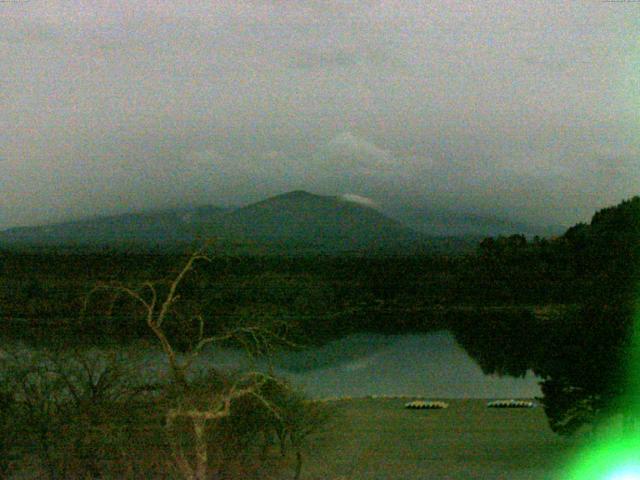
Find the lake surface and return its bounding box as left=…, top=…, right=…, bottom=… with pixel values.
left=271, top=332, right=541, bottom=399
left=2, top=330, right=541, bottom=399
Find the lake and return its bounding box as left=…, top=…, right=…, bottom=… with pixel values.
left=1, top=330, right=541, bottom=399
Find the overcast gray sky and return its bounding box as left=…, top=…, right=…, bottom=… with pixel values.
left=1, top=0, right=638, bottom=230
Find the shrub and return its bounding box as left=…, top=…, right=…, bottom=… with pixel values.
left=0, top=383, right=17, bottom=478
left=0, top=348, right=148, bottom=479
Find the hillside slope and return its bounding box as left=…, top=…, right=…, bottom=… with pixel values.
left=208, top=190, right=425, bottom=253
left=0, top=206, right=228, bottom=249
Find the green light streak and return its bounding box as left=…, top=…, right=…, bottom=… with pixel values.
left=563, top=433, right=640, bottom=480
left=562, top=290, right=640, bottom=478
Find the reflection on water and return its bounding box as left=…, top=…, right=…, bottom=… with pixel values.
left=1, top=331, right=540, bottom=399
left=272, top=332, right=541, bottom=399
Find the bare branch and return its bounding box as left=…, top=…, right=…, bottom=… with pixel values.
left=116, top=285, right=152, bottom=313
left=157, top=247, right=211, bottom=328
left=143, top=281, right=157, bottom=314
left=166, top=413, right=195, bottom=480
left=81, top=282, right=115, bottom=319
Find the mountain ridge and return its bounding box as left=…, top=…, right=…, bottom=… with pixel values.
left=0, top=190, right=558, bottom=254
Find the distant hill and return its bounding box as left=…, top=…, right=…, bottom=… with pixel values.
left=0, top=191, right=427, bottom=253
left=384, top=206, right=564, bottom=238
left=0, top=190, right=553, bottom=254
left=0, top=205, right=229, bottom=251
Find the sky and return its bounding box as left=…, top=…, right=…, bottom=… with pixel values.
left=1, top=0, right=638, bottom=230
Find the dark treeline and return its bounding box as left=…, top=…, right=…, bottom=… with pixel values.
left=0, top=203, right=627, bottom=348
left=0, top=230, right=603, bottom=319
left=453, top=196, right=640, bottom=434
left=0, top=241, right=591, bottom=346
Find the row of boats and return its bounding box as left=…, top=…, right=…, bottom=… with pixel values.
left=404, top=399, right=536, bottom=409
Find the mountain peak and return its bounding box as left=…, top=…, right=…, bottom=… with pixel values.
left=214, top=189, right=420, bottom=252
left=274, top=190, right=319, bottom=200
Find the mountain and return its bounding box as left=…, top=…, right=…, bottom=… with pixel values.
left=0, top=205, right=229, bottom=251
left=0, top=191, right=433, bottom=254
left=207, top=190, right=425, bottom=253
left=0, top=190, right=554, bottom=254
left=384, top=205, right=565, bottom=238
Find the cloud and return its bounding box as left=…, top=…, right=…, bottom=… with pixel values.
left=315, top=132, right=394, bottom=175
left=288, top=44, right=396, bottom=71
left=289, top=48, right=362, bottom=70
left=340, top=194, right=379, bottom=209
left=0, top=1, right=636, bottom=229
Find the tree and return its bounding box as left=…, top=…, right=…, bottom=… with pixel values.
left=534, top=303, right=634, bottom=435
left=86, top=243, right=321, bottom=480
left=528, top=197, right=639, bottom=435
left=459, top=197, right=640, bottom=436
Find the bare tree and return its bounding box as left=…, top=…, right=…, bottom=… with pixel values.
left=85, top=244, right=291, bottom=480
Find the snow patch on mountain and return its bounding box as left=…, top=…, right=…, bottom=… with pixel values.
left=340, top=194, right=379, bottom=209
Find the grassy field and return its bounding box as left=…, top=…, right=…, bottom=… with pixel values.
left=298, top=398, right=582, bottom=480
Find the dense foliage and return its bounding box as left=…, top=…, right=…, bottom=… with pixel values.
left=0, top=348, right=331, bottom=479
left=534, top=196, right=640, bottom=434
left=455, top=196, right=640, bottom=435
left=0, top=242, right=591, bottom=346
